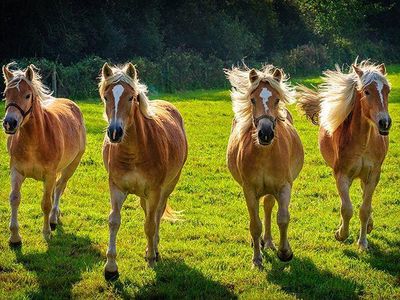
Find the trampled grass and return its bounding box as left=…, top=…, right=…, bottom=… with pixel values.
left=0, top=67, right=399, bottom=299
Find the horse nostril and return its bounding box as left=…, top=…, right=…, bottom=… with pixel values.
left=3, top=118, right=17, bottom=131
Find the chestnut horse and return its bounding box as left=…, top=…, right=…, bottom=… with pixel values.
left=298, top=61, right=392, bottom=250
left=225, top=65, right=304, bottom=268
left=2, top=63, right=86, bottom=244
left=99, top=63, right=187, bottom=280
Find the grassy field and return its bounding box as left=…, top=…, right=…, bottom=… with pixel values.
left=0, top=66, right=399, bottom=299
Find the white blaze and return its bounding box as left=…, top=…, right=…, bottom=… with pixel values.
left=112, top=84, right=124, bottom=119
left=375, top=80, right=384, bottom=106
left=260, top=88, right=272, bottom=112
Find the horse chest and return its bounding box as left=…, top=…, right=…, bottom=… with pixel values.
left=111, top=167, right=148, bottom=197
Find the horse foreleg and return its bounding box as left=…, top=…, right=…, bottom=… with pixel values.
left=244, top=188, right=262, bottom=269
left=144, top=190, right=161, bottom=267
left=263, top=194, right=276, bottom=250
left=42, top=175, right=56, bottom=240
left=276, top=184, right=293, bottom=262
left=104, top=181, right=126, bottom=280
left=9, top=168, right=25, bottom=246
left=358, top=172, right=380, bottom=251
left=334, top=174, right=353, bottom=242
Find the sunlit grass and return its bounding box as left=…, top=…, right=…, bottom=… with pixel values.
left=0, top=68, right=399, bottom=299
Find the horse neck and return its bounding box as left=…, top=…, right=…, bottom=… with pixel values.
left=16, top=99, right=46, bottom=143
left=118, top=106, right=149, bottom=160
left=336, top=91, right=372, bottom=146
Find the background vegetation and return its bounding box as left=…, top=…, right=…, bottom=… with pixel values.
left=0, top=67, right=399, bottom=299
left=1, top=0, right=399, bottom=95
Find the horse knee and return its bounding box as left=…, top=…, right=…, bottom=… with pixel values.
left=341, top=204, right=353, bottom=220
left=9, top=192, right=21, bottom=206
left=277, top=209, right=290, bottom=227
left=108, top=212, right=121, bottom=231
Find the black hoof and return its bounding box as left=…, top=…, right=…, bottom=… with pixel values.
left=104, top=270, right=119, bottom=281
left=50, top=223, right=57, bottom=231
left=277, top=250, right=293, bottom=262
left=9, top=240, right=22, bottom=249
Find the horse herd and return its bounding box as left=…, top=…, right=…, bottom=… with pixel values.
left=1, top=60, right=392, bottom=280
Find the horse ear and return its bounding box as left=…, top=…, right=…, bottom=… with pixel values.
left=378, top=63, right=386, bottom=75
left=2, top=65, right=13, bottom=82
left=102, top=63, right=113, bottom=79
left=273, top=68, right=283, bottom=82
left=125, top=63, right=137, bottom=80
left=249, top=69, right=258, bottom=83
left=352, top=64, right=363, bottom=78
left=25, top=65, right=34, bottom=81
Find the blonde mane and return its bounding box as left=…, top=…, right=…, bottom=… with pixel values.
left=98, top=64, right=154, bottom=119
left=319, top=60, right=389, bottom=134
left=225, top=64, right=295, bottom=138
left=3, top=63, right=53, bottom=102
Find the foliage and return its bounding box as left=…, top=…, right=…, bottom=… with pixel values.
left=0, top=70, right=399, bottom=299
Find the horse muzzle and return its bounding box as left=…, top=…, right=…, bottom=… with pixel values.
left=377, top=114, right=392, bottom=136
left=107, top=123, right=124, bottom=143
left=3, top=116, right=19, bottom=134
left=257, top=118, right=275, bottom=145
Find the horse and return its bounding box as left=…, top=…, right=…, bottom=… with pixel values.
left=99, top=62, right=188, bottom=280
left=297, top=60, right=392, bottom=250
left=225, top=65, right=304, bottom=268
left=1, top=63, right=86, bottom=245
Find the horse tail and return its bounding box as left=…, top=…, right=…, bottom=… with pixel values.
left=297, top=85, right=321, bottom=125
left=162, top=203, right=183, bottom=222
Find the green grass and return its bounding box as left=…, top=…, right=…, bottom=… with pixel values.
left=0, top=67, right=399, bottom=299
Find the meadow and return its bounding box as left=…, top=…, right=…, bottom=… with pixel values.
left=0, top=66, right=399, bottom=299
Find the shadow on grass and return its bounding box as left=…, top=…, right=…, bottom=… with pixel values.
left=265, top=255, right=364, bottom=300
left=13, top=226, right=102, bottom=299
left=343, top=239, right=400, bottom=277
left=109, top=258, right=237, bottom=299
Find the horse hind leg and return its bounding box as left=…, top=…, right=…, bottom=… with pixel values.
left=50, top=153, right=83, bottom=230
left=263, top=194, right=276, bottom=250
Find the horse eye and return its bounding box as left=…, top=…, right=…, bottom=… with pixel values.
left=104, top=97, right=108, bottom=102
left=128, top=96, right=134, bottom=102
left=275, top=98, right=280, bottom=105
left=251, top=98, right=256, bottom=104
left=25, top=94, right=30, bottom=99
left=364, top=90, right=370, bottom=96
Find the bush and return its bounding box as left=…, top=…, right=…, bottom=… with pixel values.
left=272, top=44, right=330, bottom=76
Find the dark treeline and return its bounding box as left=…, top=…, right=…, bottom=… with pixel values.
left=1, top=0, right=399, bottom=96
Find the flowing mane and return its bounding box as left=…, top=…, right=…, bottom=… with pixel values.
left=3, top=63, right=53, bottom=102
left=225, top=65, right=295, bottom=138
left=319, top=60, right=389, bottom=134
left=98, top=64, right=154, bottom=119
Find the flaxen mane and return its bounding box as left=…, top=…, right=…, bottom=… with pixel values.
left=298, top=60, right=389, bottom=134
left=3, top=63, right=53, bottom=102
left=98, top=64, right=154, bottom=119
left=225, top=65, right=295, bottom=138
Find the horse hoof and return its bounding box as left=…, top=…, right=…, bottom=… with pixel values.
left=334, top=229, right=348, bottom=242
left=358, top=240, right=369, bottom=252
left=104, top=270, right=119, bottom=281
left=252, top=258, right=263, bottom=270
left=50, top=223, right=57, bottom=231
left=9, top=240, right=22, bottom=249
left=277, top=250, right=293, bottom=262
